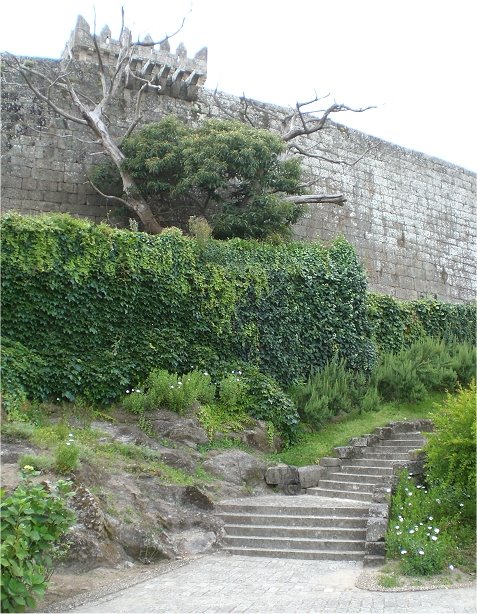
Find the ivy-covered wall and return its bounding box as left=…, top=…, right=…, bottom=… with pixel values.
left=367, top=293, right=476, bottom=355
left=2, top=214, right=475, bottom=406
left=1, top=213, right=373, bottom=404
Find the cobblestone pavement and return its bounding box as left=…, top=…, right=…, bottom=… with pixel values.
left=71, top=553, right=476, bottom=613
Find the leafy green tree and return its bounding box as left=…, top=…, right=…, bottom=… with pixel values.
left=110, top=116, right=305, bottom=239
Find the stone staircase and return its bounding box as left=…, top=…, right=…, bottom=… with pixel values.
left=217, top=423, right=429, bottom=564
left=307, top=431, right=425, bottom=504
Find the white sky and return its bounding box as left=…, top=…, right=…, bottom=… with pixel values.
left=1, top=0, right=476, bottom=171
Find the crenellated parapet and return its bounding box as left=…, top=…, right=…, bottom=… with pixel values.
left=62, top=15, right=207, bottom=101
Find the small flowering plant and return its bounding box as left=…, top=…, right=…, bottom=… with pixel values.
left=386, top=470, right=453, bottom=576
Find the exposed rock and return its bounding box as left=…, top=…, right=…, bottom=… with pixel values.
left=238, top=420, right=275, bottom=452
left=181, top=486, right=214, bottom=511
left=116, top=524, right=174, bottom=562
left=70, top=485, right=106, bottom=535
left=62, top=525, right=124, bottom=572
left=170, top=529, right=217, bottom=557
left=203, top=450, right=267, bottom=486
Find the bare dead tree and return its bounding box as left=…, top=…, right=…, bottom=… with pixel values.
left=212, top=90, right=376, bottom=207
left=3, top=11, right=191, bottom=234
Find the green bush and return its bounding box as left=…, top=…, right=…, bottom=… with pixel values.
left=386, top=471, right=453, bottom=576
left=291, top=357, right=378, bottom=428
left=375, top=338, right=472, bottom=402
left=123, top=369, right=215, bottom=415
left=240, top=368, right=299, bottom=445
left=425, top=383, right=476, bottom=518
left=0, top=468, right=75, bottom=612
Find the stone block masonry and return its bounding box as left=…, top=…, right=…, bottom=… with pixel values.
left=1, top=17, right=475, bottom=303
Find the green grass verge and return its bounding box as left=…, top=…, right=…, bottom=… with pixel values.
left=269, top=392, right=446, bottom=466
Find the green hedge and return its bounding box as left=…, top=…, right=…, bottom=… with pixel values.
left=367, top=293, right=476, bottom=354
left=1, top=214, right=373, bottom=404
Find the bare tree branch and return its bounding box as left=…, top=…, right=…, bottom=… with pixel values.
left=284, top=194, right=346, bottom=206
left=88, top=178, right=131, bottom=208
left=288, top=143, right=377, bottom=166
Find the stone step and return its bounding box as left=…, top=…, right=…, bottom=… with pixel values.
left=387, top=432, right=425, bottom=440
left=324, top=472, right=384, bottom=485
left=307, top=488, right=373, bottom=503
left=224, top=547, right=365, bottom=561
left=218, top=513, right=368, bottom=528
left=318, top=479, right=376, bottom=494
left=224, top=535, right=365, bottom=552
left=361, top=451, right=411, bottom=460
left=340, top=465, right=393, bottom=476
left=380, top=439, right=424, bottom=447
left=224, top=525, right=366, bottom=541
left=372, top=444, right=421, bottom=452
left=347, top=458, right=401, bottom=468
left=216, top=503, right=368, bottom=517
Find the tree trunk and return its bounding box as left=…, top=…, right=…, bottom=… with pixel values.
left=88, top=109, right=164, bottom=234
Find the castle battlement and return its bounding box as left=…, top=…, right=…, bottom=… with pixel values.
left=62, top=15, right=207, bottom=101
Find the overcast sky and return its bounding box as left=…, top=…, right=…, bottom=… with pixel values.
left=2, top=0, right=476, bottom=171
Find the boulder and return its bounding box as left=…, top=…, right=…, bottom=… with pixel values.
left=203, top=450, right=267, bottom=486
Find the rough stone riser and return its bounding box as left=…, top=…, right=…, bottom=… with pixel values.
left=218, top=514, right=367, bottom=529
left=226, top=548, right=365, bottom=561
left=224, top=536, right=365, bottom=552
left=224, top=526, right=366, bottom=540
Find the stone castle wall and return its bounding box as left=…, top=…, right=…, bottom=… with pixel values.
left=1, top=18, right=475, bottom=303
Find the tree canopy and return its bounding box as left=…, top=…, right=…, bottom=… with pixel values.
left=93, top=116, right=305, bottom=239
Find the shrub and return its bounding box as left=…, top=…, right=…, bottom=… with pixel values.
left=425, top=383, right=476, bottom=519
left=386, top=471, right=453, bottom=576
left=54, top=442, right=80, bottom=474
left=0, top=467, right=75, bottom=612
left=196, top=403, right=252, bottom=438
left=18, top=454, right=52, bottom=472
left=291, top=356, right=377, bottom=428
left=241, top=368, right=299, bottom=446
left=375, top=338, right=466, bottom=402
left=123, top=369, right=215, bottom=415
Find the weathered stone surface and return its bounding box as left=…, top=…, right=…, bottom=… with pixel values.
left=348, top=437, right=368, bottom=447
left=334, top=446, right=359, bottom=459
left=365, top=434, right=380, bottom=446
left=181, top=486, right=214, bottom=511
left=365, top=540, right=386, bottom=556
left=366, top=517, right=388, bottom=542
left=408, top=449, right=425, bottom=461
left=239, top=420, right=279, bottom=452
left=372, top=485, right=393, bottom=503
left=2, top=41, right=475, bottom=303
left=368, top=503, right=389, bottom=518
left=374, top=426, right=393, bottom=439
left=203, top=450, right=267, bottom=486
left=265, top=464, right=291, bottom=485
left=319, top=457, right=342, bottom=467
left=156, top=418, right=209, bottom=448
left=297, top=465, right=323, bottom=489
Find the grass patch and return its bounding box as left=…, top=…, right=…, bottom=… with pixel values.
left=378, top=574, right=400, bottom=588
left=269, top=392, right=445, bottom=466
